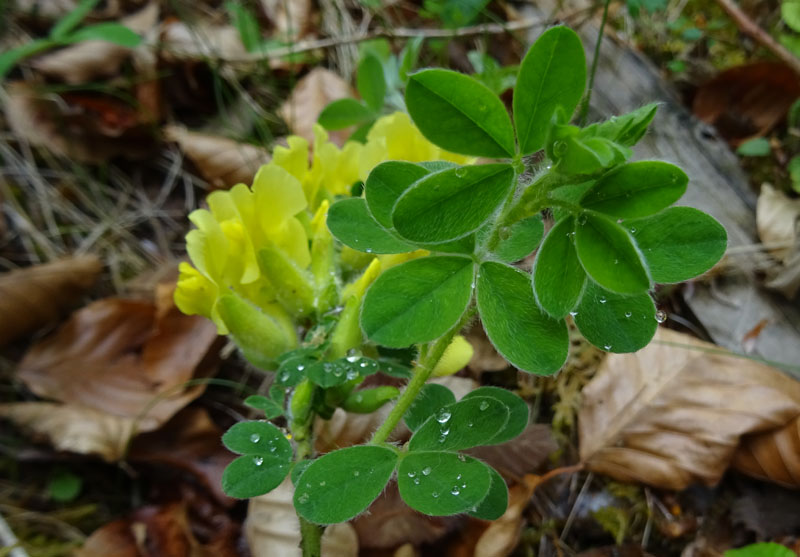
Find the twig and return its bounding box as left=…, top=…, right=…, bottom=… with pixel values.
left=172, top=15, right=551, bottom=64
left=714, top=0, right=800, bottom=76
left=0, top=511, right=30, bottom=557
left=559, top=471, right=593, bottom=541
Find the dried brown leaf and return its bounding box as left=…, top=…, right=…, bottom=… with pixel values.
left=278, top=67, right=353, bottom=145
left=261, top=0, right=313, bottom=40
left=692, top=62, right=800, bottom=145
left=165, top=125, right=271, bottom=189
left=467, top=424, right=557, bottom=481
left=32, top=3, right=159, bottom=84
left=756, top=184, right=800, bottom=262
left=246, top=477, right=358, bottom=557
left=579, top=328, right=800, bottom=490
left=76, top=500, right=241, bottom=557
left=465, top=324, right=509, bottom=373
left=0, top=255, right=102, bottom=346
left=2, top=284, right=219, bottom=459
left=732, top=414, right=800, bottom=488
left=471, top=475, right=540, bottom=557
left=161, top=21, right=246, bottom=62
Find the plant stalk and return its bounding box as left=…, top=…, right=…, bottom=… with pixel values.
left=292, top=394, right=323, bottom=557
left=579, top=0, right=611, bottom=126
left=370, top=308, right=476, bottom=445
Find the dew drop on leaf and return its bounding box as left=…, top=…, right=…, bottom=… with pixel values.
left=436, top=411, right=451, bottom=423
left=422, top=467, right=432, bottom=476
left=432, top=491, right=440, bottom=498
left=624, top=311, right=632, bottom=318
left=655, top=310, right=667, bottom=323
left=253, top=456, right=264, bottom=466
left=451, top=486, right=460, bottom=495
left=479, top=401, right=490, bottom=411
left=455, top=167, right=467, bottom=178
left=250, top=433, right=260, bottom=443
left=599, top=296, right=607, bottom=304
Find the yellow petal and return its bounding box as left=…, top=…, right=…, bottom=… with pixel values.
left=272, top=135, right=310, bottom=183
left=432, top=335, right=474, bottom=377
left=252, top=164, right=308, bottom=236
left=273, top=217, right=311, bottom=270
left=174, top=262, right=223, bottom=330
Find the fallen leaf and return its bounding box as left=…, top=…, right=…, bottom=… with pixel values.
left=161, top=21, right=247, bottom=62
left=278, top=67, right=353, bottom=146
left=246, top=477, right=359, bottom=557
left=465, top=324, right=510, bottom=373
left=5, top=82, right=157, bottom=162
left=31, top=3, right=159, bottom=84
left=1, top=283, right=219, bottom=460
left=732, top=413, right=800, bottom=488
left=261, top=0, right=313, bottom=40
left=466, top=424, right=557, bottom=481
left=76, top=500, right=241, bottom=557
left=578, top=328, right=800, bottom=490
left=129, top=407, right=235, bottom=506
left=692, top=62, right=800, bottom=146
left=0, top=255, right=102, bottom=346
left=765, top=247, right=800, bottom=299
left=756, top=184, right=800, bottom=262
left=165, top=125, right=271, bottom=189
left=472, top=475, right=540, bottom=557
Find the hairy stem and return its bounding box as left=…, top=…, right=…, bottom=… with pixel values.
left=370, top=308, right=476, bottom=445
left=292, top=394, right=323, bottom=557
left=299, top=517, right=322, bottom=557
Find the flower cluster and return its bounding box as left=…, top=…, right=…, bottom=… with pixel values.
left=174, top=112, right=472, bottom=361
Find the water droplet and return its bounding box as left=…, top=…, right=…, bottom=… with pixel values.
left=499, top=227, right=511, bottom=240
left=353, top=471, right=360, bottom=477
left=436, top=411, right=451, bottom=423
left=624, top=311, right=632, bottom=318
left=655, top=310, right=667, bottom=323
left=603, top=344, right=612, bottom=350
left=599, top=296, right=607, bottom=304
left=296, top=364, right=305, bottom=371
left=408, top=471, right=416, bottom=478
left=323, top=363, right=332, bottom=373
left=479, top=401, right=490, bottom=411
left=333, top=367, right=343, bottom=377
left=250, top=433, right=260, bottom=443
left=458, top=454, right=466, bottom=462
left=414, top=477, right=420, bottom=485
left=569, top=311, right=578, bottom=317
left=630, top=227, right=636, bottom=234
left=440, top=428, right=450, bottom=436
left=359, top=361, right=368, bottom=368
left=365, top=248, right=373, bottom=253
left=253, top=456, right=264, bottom=466
left=455, top=167, right=467, bottom=178
left=346, top=370, right=358, bottom=380
left=613, top=259, right=619, bottom=265
left=356, top=394, right=363, bottom=403
left=456, top=474, right=462, bottom=480
left=346, top=355, right=359, bottom=363
left=432, top=492, right=440, bottom=498
left=467, top=421, right=473, bottom=428
left=451, top=486, right=460, bottom=495
left=320, top=481, right=326, bottom=486
left=422, top=467, right=432, bottom=476
left=298, top=492, right=310, bottom=504
left=280, top=372, right=290, bottom=382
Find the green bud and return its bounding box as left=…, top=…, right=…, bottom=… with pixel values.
left=290, top=379, right=315, bottom=439
left=310, top=200, right=338, bottom=314
left=257, top=246, right=316, bottom=317
left=341, top=386, right=400, bottom=413
left=216, top=292, right=297, bottom=370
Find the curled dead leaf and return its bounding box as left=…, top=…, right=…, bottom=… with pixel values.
left=165, top=125, right=271, bottom=189
left=278, top=67, right=353, bottom=146
left=732, top=414, right=800, bottom=488
left=1, top=283, right=219, bottom=460
left=32, top=3, right=159, bottom=84
left=579, top=328, right=800, bottom=490
left=692, top=62, right=800, bottom=145
left=246, top=477, right=358, bottom=557
left=0, top=255, right=102, bottom=346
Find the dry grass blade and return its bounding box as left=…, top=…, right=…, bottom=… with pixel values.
left=165, top=125, right=271, bottom=189
left=732, top=414, right=800, bottom=488
left=0, top=255, right=102, bottom=346
left=579, top=328, right=800, bottom=490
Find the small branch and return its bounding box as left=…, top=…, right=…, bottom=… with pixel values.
left=714, top=0, right=800, bottom=76
left=170, top=16, right=551, bottom=64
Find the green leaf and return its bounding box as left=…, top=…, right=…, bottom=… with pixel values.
left=514, top=26, right=586, bottom=155
left=0, top=39, right=55, bottom=79
left=574, top=282, right=657, bottom=352
left=493, top=216, right=544, bottom=262
left=406, top=69, right=516, bottom=157
left=405, top=383, right=457, bottom=432
left=361, top=256, right=474, bottom=347
left=378, top=358, right=413, bottom=378
left=575, top=213, right=651, bottom=294
left=784, top=0, right=800, bottom=32
left=318, top=99, right=375, bottom=130
left=462, top=386, right=528, bottom=444
left=221, top=421, right=293, bottom=498
left=226, top=1, right=261, bottom=52
left=397, top=451, right=492, bottom=515
left=216, top=292, right=295, bottom=369
left=358, top=53, right=387, bottom=111
left=365, top=161, right=430, bottom=229
left=399, top=36, right=424, bottom=81
left=789, top=155, right=800, bottom=193
left=476, top=262, right=569, bottom=375
left=467, top=465, right=507, bottom=520
left=409, top=397, right=509, bottom=451
left=244, top=395, right=284, bottom=419
left=419, top=161, right=458, bottom=172
left=532, top=217, right=587, bottom=318
left=328, top=198, right=415, bottom=254
left=584, top=103, right=658, bottom=147
left=294, top=446, right=398, bottom=524
left=341, top=386, right=399, bottom=412
left=50, top=0, right=100, bottom=39
left=306, top=356, right=379, bottom=388
left=725, top=542, right=796, bottom=557
left=393, top=164, right=516, bottom=243
left=580, top=162, right=688, bottom=218
left=48, top=470, right=82, bottom=502
left=64, top=23, right=142, bottom=47
left=424, top=0, right=491, bottom=27
left=291, top=460, right=312, bottom=486
left=276, top=350, right=317, bottom=387
left=628, top=207, right=727, bottom=283
left=737, top=137, right=771, bottom=157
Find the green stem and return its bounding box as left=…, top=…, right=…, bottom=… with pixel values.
left=579, top=0, right=611, bottom=126
left=299, top=517, right=322, bottom=557
left=291, top=392, right=323, bottom=557
left=370, top=308, right=476, bottom=445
